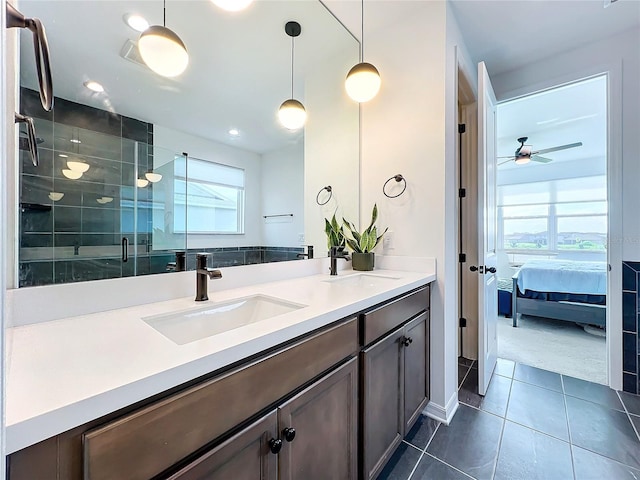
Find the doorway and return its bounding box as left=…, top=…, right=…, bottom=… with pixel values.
left=460, top=74, right=610, bottom=386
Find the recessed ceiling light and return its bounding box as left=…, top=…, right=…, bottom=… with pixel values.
left=211, top=0, right=253, bottom=12
left=84, top=80, right=104, bottom=93
left=124, top=13, right=149, bottom=32
left=58, top=154, right=68, bottom=158
left=70, top=139, right=81, bottom=144
left=229, top=128, right=240, bottom=136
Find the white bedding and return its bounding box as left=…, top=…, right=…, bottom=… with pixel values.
left=516, top=259, right=607, bottom=296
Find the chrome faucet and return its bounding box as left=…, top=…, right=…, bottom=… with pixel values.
left=329, top=246, right=350, bottom=276
left=195, top=253, right=222, bottom=301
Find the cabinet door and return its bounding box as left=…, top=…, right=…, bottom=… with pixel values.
left=361, top=328, right=404, bottom=480
left=403, top=312, right=429, bottom=433
left=168, top=410, right=278, bottom=480
left=278, top=357, right=358, bottom=480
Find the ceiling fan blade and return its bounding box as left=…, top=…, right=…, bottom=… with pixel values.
left=531, top=155, right=553, bottom=163
left=532, top=142, right=583, bottom=155
left=497, top=155, right=516, bottom=158
left=497, top=158, right=514, bottom=166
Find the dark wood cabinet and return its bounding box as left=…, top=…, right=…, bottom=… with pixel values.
left=360, top=288, right=430, bottom=480
left=361, top=328, right=405, bottom=480
left=403, top=312, right=430, bottom=433
left=168, top=411, right=279, bottom=480
left=279, top=357, right=358, bottom=480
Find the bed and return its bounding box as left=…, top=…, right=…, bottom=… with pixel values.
left=511, top=259, right=607, bottom=328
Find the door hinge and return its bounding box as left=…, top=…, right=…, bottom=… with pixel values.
left=459, top=253, right=466, bottom=263
left=458, top=188, right=466, bottom=198
left=459, top=318, right=467, bottom=327
left=458, top=124, right=466, bottom=134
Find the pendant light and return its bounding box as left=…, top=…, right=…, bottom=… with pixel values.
left=345, top=0, right=381, bottom=103
left=278, top=21, right=306, bottom=131
left=138, top=0, right=189, bottom=78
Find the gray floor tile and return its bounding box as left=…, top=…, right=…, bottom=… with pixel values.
left=573, top=445, right=640, bottom=480
left=494, top=421, right=573, bottom=480
left=506, top=380, right=569, bottom=441
left=427, top=404, right=503, bottom=480
left=458, top=369, right=512, bottom=418
left=411, top=453, right=472, bottom=480
left=377, top=442, right=422, bottom=480
left=495, top=358, right=515, bottom=378
left=481, top=374, right=512, bottom=417
left=514, top=363, right=563, bottom=392
left=458, top=357, right=474, bottom=367
left=566, top=395, right=640, bottom=469
left=404, top=415, right=440, bottom=450
left=562, top=375, right=624, bottom=411
left=458, top=364, right=470, bottom=388
left=620, top=391, right=640, bottom=416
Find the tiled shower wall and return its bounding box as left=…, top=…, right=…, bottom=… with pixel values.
left=622, top=261, right=640, bottom=394
left=19, top=87, right=155, bottom=286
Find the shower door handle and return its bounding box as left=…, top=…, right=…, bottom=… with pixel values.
left=122, top=237, right=129, bottom=262
left=15, top=113, right=39, bottom=166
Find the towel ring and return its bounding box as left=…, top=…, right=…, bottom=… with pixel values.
left=383, top=174, right=406, bottom=198
left=316, top=185, right=332, bottom=205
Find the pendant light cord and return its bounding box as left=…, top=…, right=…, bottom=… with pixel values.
left=291, top=35, right=294, bottom=99
left=163, top=0, right=166, bottom=26
left=360, top=0, right=364, bottom=61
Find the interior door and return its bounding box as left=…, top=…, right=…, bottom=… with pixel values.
left=477, top=61, right=498, bottom=395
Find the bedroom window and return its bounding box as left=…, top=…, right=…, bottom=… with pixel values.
left=174, top=158, right=245, bottom=234
left=502, top=205, right=549, bottom=250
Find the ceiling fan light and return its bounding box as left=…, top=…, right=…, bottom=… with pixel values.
left=67, top=160, right=90, bottom=173
left=515, top=156, right=531, bottom=165
left=278, top=99, right=307, bottom=130
left=345, top=62, right=381, bottom=103
left=145, top=172, right=163, bottom=183
left=138, top=25, right=189, bottom=77
left=62, top=169, right=83, bottom=180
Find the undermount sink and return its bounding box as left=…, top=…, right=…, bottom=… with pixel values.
left=143, top=295, right=306, bottom=345
left=323, top=273, right=401, bottom=287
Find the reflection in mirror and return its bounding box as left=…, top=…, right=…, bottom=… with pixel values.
left=17, top=0, right=359, bottom=287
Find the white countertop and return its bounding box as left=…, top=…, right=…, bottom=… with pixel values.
left=5, top=267, right=435, bottom=454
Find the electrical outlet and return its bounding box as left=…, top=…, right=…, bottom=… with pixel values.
left=384, top=230, right=394, bottom=250
left=298, top=233, right=305, bottom=243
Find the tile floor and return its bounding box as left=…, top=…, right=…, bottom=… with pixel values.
left=379, top=357, right=640, bottom=480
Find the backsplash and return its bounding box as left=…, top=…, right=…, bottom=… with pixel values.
left=622, top=261, right=640, bottom=394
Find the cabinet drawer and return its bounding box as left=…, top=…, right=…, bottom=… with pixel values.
left=83, top=317, right=358, bottom=480
left=361, top=286, right=429, bottom=346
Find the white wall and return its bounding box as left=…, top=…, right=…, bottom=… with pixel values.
left=304, top=45, right=359, bottom=258
left=154, top=125, right=263, bottom=249
left=261, top=141, right=304, bottom=247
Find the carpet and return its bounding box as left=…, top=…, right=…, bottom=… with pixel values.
left=497, top=314, right=607, bottom=385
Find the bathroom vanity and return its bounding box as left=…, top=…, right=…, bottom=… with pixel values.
left=5, top=267, right=434, bottom=480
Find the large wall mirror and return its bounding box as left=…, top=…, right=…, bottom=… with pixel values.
left=16, top=0, right=359, bottom=287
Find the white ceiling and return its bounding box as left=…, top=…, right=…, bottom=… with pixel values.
left=19, top=0, right=358, bottom=154
left=449, top=0, right=640, bottom=77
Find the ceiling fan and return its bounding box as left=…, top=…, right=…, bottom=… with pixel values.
left=497, top=137, right=583, bottom=166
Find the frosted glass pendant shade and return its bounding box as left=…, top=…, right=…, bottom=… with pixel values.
left=48, top=192, right=64, bottom=201
left=278, top=99, right=307, bottom=130
left=145, top=172, right=163, bottom=183
left=62, top=169, right=83, bottom=180
left=137, top=178, right=150, bottom=188
left=345, top=62, right=381, bottom=103
left=138, top=25, right=189, bottom=77
left=67, top=160, right=90, bottom=173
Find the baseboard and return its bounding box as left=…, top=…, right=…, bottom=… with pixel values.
left=424, top=391, right=459, bottom=425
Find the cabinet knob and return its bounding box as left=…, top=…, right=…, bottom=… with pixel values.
left=402, top=336, right=413, bottom=347
left=268, top=438, right=283, bottom=454
left=282, top=427, right=296, bottom=442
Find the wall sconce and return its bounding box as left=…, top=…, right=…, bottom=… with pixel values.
left=138, top=0, right=189, bottom=77
left=278, top=21, right=306, bottom=130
